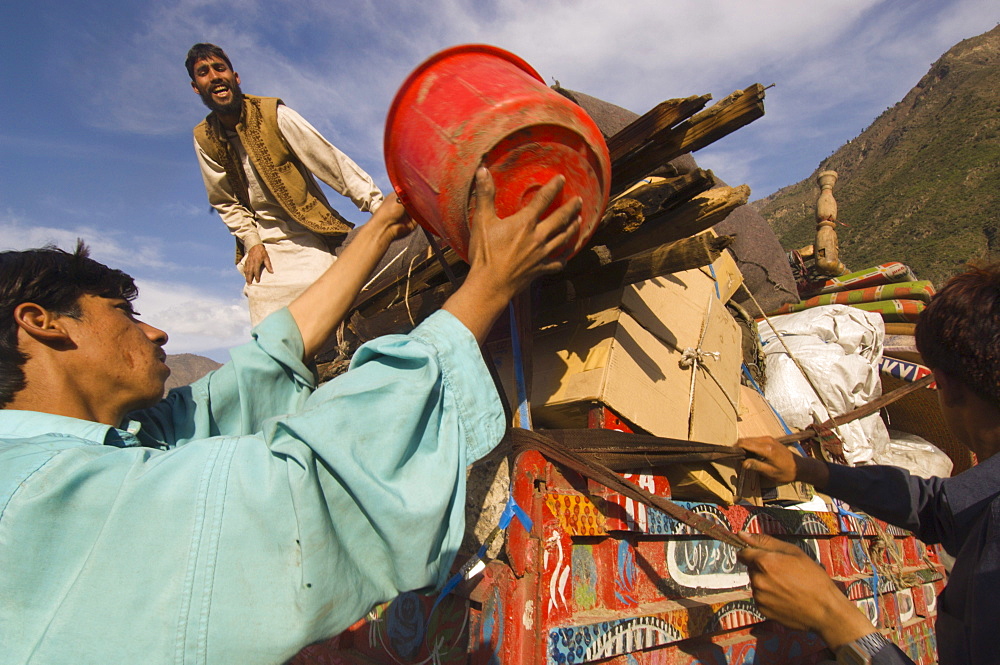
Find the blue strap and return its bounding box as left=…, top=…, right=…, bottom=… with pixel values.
left=429, top=494, right=532, bottom=617
left=498, top=492, right=533, bottom=532
left=708, top=262, right=721, bottom=300
left=436, top=304, right=533, bottom=612
left=508, top=302, right=533, bottom=429
left=836, top=501, right=881, bottom=625
left=436, top=306, right=536, bottom=618
left=740, top=364, right=810, bottom=463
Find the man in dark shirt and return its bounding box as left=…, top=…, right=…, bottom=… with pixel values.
left=737, top=262, right=1000, bottom=665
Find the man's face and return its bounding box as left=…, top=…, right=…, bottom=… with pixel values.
left=64, top=295, right=171, bottom=418
left=190, top=56, right=243, bottom=115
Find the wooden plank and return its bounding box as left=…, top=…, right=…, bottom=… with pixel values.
left=540, top=233, right=733, bottom=306
left=605, top=185, right=751, bottom=259
left=638, top=169, right=718, bottom=212
left=616, top=232, right=732, bottom=280
left=347, top=186, right=744, bottom=342
left=592, top=170, right=717, bottom=246
left=679, top=83, right=767, bottom=153
left=610, top=84, right=766, bottom=196
left=607, top=95, right=712, bottom=163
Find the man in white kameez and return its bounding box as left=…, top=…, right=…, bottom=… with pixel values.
left=187, top=43, right=384, bottom=326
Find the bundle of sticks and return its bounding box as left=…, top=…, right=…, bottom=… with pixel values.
left=320, top=84, right=767, bottom=374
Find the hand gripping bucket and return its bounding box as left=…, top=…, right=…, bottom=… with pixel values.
left=384, top=44, right=611, bottom=262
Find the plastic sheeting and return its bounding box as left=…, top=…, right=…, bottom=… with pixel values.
left=877, top=430, right=954, bottom=479
left=758, top=305, right=888, bottom=466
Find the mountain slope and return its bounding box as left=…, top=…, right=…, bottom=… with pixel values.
left=164, top=353, right=222, bottom=393
left=755, top=24, right=1000, bottom=287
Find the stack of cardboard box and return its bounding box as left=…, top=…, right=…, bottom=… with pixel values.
left=297, top=77, right=945, bottom=665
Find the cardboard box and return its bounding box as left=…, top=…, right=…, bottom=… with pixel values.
left=737, top=384, right=789, bottom=438
left=739, top=385, right=814, bottom=503
left=661, top=385, right=816, bottom=505
left=489, top=254, right=743, bottom=443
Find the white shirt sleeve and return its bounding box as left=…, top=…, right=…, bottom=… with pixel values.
left=194, top=135, right=263, bottom=250
left=276, top=105, right=384, bottom=213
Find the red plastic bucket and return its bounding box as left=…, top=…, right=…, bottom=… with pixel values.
left=384, top=44, right=611, bottom=262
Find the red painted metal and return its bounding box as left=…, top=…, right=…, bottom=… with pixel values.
left=383, top=44, right=611, bottom=262
left=296, top=450, right=944, bottom=665
left=587, top=404, right=635, bottom=433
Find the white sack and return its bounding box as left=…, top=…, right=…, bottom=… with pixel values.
left=758, top=305, right=888, bottom=465
left=875, top=430, right=954, bottom=479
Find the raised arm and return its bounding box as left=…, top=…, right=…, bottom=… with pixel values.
left=277, top=106, right=384, bottom=213
left=443, top=167, right=582, bottom=343
left=289, top=165, right=582, bottom=358
left=287, top=196, right=415, bottom=360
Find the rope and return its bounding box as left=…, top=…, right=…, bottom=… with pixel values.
left=422, top=227, right=460, bottom=285
left=335, top=320, right=349, bottom=363
left=680, top=347, right=720, bottom=368
left=619, top=292, right=739, bottom=438
left=777, top=375, right=934, bottom=447
left=361, top=247, right=407, bottom=292
left=695, top=356, right=741, bottom=414
left=737, top=282, right=851, bottom=459
left=426, top=494, right=532, bottom=628
left=685, top=290, right=713, bottom=439
left=404, top=253, right=420, bottom=327
left=742, top=364, right=795, bottom=437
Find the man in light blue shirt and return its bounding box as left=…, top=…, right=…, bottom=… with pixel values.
left=0, top=168, right=583, bottom=665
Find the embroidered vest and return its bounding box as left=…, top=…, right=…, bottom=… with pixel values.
left=194, top=95, right=353, bottom=261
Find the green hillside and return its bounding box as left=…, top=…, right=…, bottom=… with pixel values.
left=754, top=24, right=1000, bottom=288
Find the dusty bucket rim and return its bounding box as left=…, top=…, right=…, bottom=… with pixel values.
left=383, top=43, right=546, bottom=206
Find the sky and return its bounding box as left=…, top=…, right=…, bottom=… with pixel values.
left=1, top=0, right=997, bottom=361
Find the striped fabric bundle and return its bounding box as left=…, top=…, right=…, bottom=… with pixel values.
left=850, top=299, right=926, bottom=323
left=801, top=262, right=918, bottom=297
left=770, top=280, right=935, bottom=315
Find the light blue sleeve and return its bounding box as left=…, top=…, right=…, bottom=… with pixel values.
left=204, top=310, right=507, bottom=654
left=131, top=308, right=317, bottom=444
left=1, top=310, right=506, bottom=665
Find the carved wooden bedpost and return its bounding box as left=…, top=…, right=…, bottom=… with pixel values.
left=814, top=170, right=847, bottom=275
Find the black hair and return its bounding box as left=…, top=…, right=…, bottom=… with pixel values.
left=185, top=43, right=234, bottom=80
left=916, top=262, right=1000, bottom=408
left=0, top=241, right=137, bottom=407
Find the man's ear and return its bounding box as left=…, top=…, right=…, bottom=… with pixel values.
left=933, top=370, right=967, bottom=409
left=13, top=303, right=74, bottom=347
left=234, top=72, right=240, bottom=85
left=191, top=80, right=200, bottom=95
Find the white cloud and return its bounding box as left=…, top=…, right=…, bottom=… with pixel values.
left=0, top=216, right=251, bottom=356
left=695, top=144, right=760, bottom=194
left=78, top=1, right=854, bottom=131
left=415, top=0, right=880, bottom=106
left=0, top=219, right=170, bottom=271
left=66, top=0, right=998, bottom=200
left=133, top=279, right=251, bottom=354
